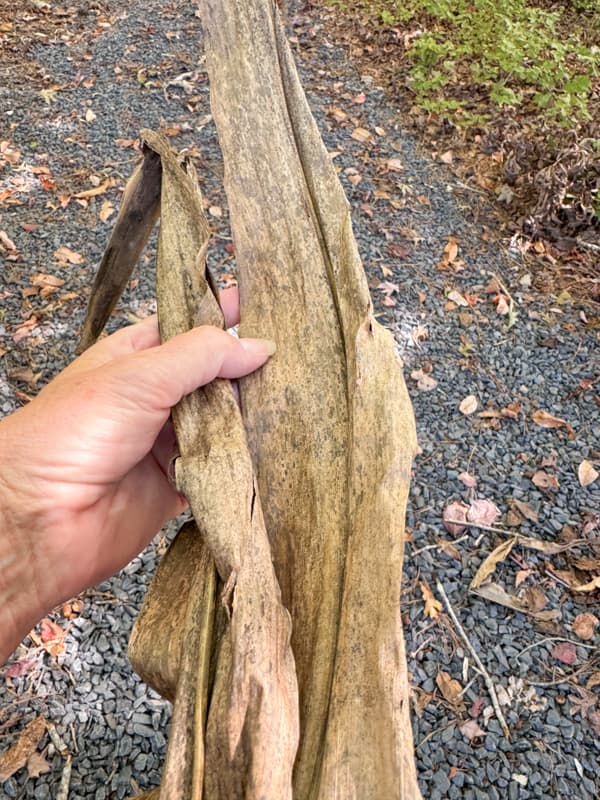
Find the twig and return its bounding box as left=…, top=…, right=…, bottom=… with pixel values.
left=445, top=519, right=590, bottom=552
left=515, top=636, right=597, bottom=659
left=576, top=238, right=600, bottom=254
left=411, top=533, right=469, bottom=556
left=47, top=722, right=72, bottom=800
left=435, top=577, right=510, bottom=740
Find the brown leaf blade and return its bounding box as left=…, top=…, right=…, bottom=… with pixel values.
left=0, top=717, right=46, bottom=782
left=470, top=538, right=516, bottom=589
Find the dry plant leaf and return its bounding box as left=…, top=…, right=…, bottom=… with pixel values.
left=72, top=178, right=115, bottom=199
left=410, top=368, right=438, bottom=391
left=588, top=710, right=600, bottom=735
left=27, top=750, right=51, bottom=778
left=470, top=581, right=561, bottom=621
left=457, top=471, right=477, bottom=488
left=459, top=719, right=485, bottom=741
left=419, top=580, right=442, bottom=618
left=586, top=672, right=600, bottom=690
left=532, top=470, right=559, bottom=489
left=467, top=499, right=500, bottom=526
left=578, top=460, right=599, bottom=487
left=99, top=200, right=115, bottom=222
left=470, top=537, right=516, bottom=589
left=515, top=569, right=535, bottom=587
left=459, top=394, right=478, bottom=415
left=512, top=499, right=539, bottom=522
left=351, top=127, right=371, bottom=143
left=0, top=717, right=46, bottom=781
left=572, top=613, right=599, bottom=641
left=532, top=409, right=575, bottom=439
left=442, top=500, right=469, bottom=535
left=572, top=575, right=600, bottom=593
left=515, top=535, right=567, bottom=555
left=437, top=539, right=462, bottom=561
left=436, top=670, right=464, bottom=708
left=54, top=246, right=83, bottom=265
left=521, top=586, right=547, bottom=613
left=551, top=642, right=577, bottom=665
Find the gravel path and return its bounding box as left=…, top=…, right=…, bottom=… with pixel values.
left=1, top=2, right=599, bottom=798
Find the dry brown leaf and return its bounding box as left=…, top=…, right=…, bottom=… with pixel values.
left=532, top=470, right=559, bottom=489
left=436, top=670, right=464, bottom=708
left=572, top=575, right=600, bottom=593
left=54, top=246, right=84, bottom=265
left=0, top=717, right=46, bottom=781
left=31, top=273, right=65, bottom=288
left=410, top=368, right=437, bottom=391
left=447, top=289, right=469, bottom=306
left=515, top=568, right=535, bottom=587
left=578, top=460, right=599, bottom=488
left=551, top=642, right=577, bottom=665
left=419, top=580, right=442, bottom=618
left=467, top=499, right=500, bottom=527
left=586, top=672, right=600, bottom=690
left=470, top=537, right=516, bottom=589
left=99, top=199, right=115, bottom=223
left=515, top=535, right=568, bottom=555
left=351, top=127, right=371, bottom=143
left=512, top=499, right=539, bottom=522
left=470, top=581, right=561, bottom=621
left=442, top=500, right=469, bottom=535
left=459, top=719, right=485, bottom=741
left=27, top=751, right=51, bottom=778
left=437, top=539, right=462, bottom=561
left=72, top=178, right=115, bottom=199
left=495, top=294, right=509, bottom=315
left=588, top=710, right=600, bottom=735
left=386, top=158, right=403, bottom=172
left=459, top=394, right=478, bottom=415
left=572, top=613, right=599, bottom=641
left=532, top=409, right=575, bottom=439
left=0, top=230, right=16, bottom=250
left=457, top=471, right=477, bottom=488
left=522, top=586, right=547, bottom=613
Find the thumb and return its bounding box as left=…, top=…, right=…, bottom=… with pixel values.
left=109, top=325, right=276, bottom=413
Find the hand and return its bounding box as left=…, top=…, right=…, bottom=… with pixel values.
left=0, top=288, right=274, bottom=662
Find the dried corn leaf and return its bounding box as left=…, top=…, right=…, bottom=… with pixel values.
left=202, top=2, right=419, bottom=797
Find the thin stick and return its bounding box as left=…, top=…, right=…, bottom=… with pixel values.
left=435, top=577, right=510, bottom=740
left=515, top=636, right=597, bottom=658
left=411, top=533, right=469, bottom=556
left=47, top=722, right=72, bottom=800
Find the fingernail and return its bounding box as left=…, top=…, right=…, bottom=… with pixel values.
left=240, top=337, right=276, bottom=356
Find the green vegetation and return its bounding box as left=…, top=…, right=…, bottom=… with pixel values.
left=330, top=0, right=599, bottom=127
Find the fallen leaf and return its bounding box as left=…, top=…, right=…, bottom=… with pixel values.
left=447, top=289, right=469, bottom=307
left=589, top=710, right=600, bottom=735
left=0, top=230, right=16, bottom=250
left=586, top=672, right=600, bottom=690
left=439, top=150, right=454, bottom=164
left=569, top=685, right=596, bottom=718
left=469, top=696, right=486, bottom=718
left=532, top=470, right=559, bottom=489
left=495, top=294, right=509, bottom=315
left=442, top=500, right=469, bottom=535
left=459, top=395, right=478, bottom=416
left=471, top=537, right=516, bottom=589
left=515, top=568, right=535, bottom=587
left=457, top=471, right=477, bottom=488
left=512, top=499, right=539, bottom=522
left=459, top=719, right=485, bottom=741
left=467, top=499, right=500, bottom=526
left=578, top=460, right=599, bottom=488
left=99, top=200, right=115, bottom=223
left=436, top=670, right=464, bottom=708
left=84, top=108, right=96, bottom=123
left=420, top=580, right=442, bottom=618
left=572, top=575, right=600, bottom=593
left=572, top=613, right=599, bottom=641
left=410, top=369, right=437, bottom=391
left=0, top=717, right=46, bottom=781
left=532, top=409, right=575, bottom=439
left=551, top=642, right=577, bottom=665
left=470, top=581, right=561, bottom=621
left=73, top=178, right=115, bottom=199
left=522, top=586, right=547, bottom=613
left=54, top=246, right=83, bottom=265
left=352, top=92, right=366, bottom=104
left=27, top=751, right=51, bottom=778
left=351, top=127, right=371, bottom=143
left=4, top=658, right=37, bottom=679
left=437, top=539, right=462, bottom=561
left=386, top=158, right=403, bottom=172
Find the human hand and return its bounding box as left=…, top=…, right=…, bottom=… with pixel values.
left=0, top=288, right=274, bottom=662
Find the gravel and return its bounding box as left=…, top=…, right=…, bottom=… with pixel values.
left=1, top=0, right=599, bottom=797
